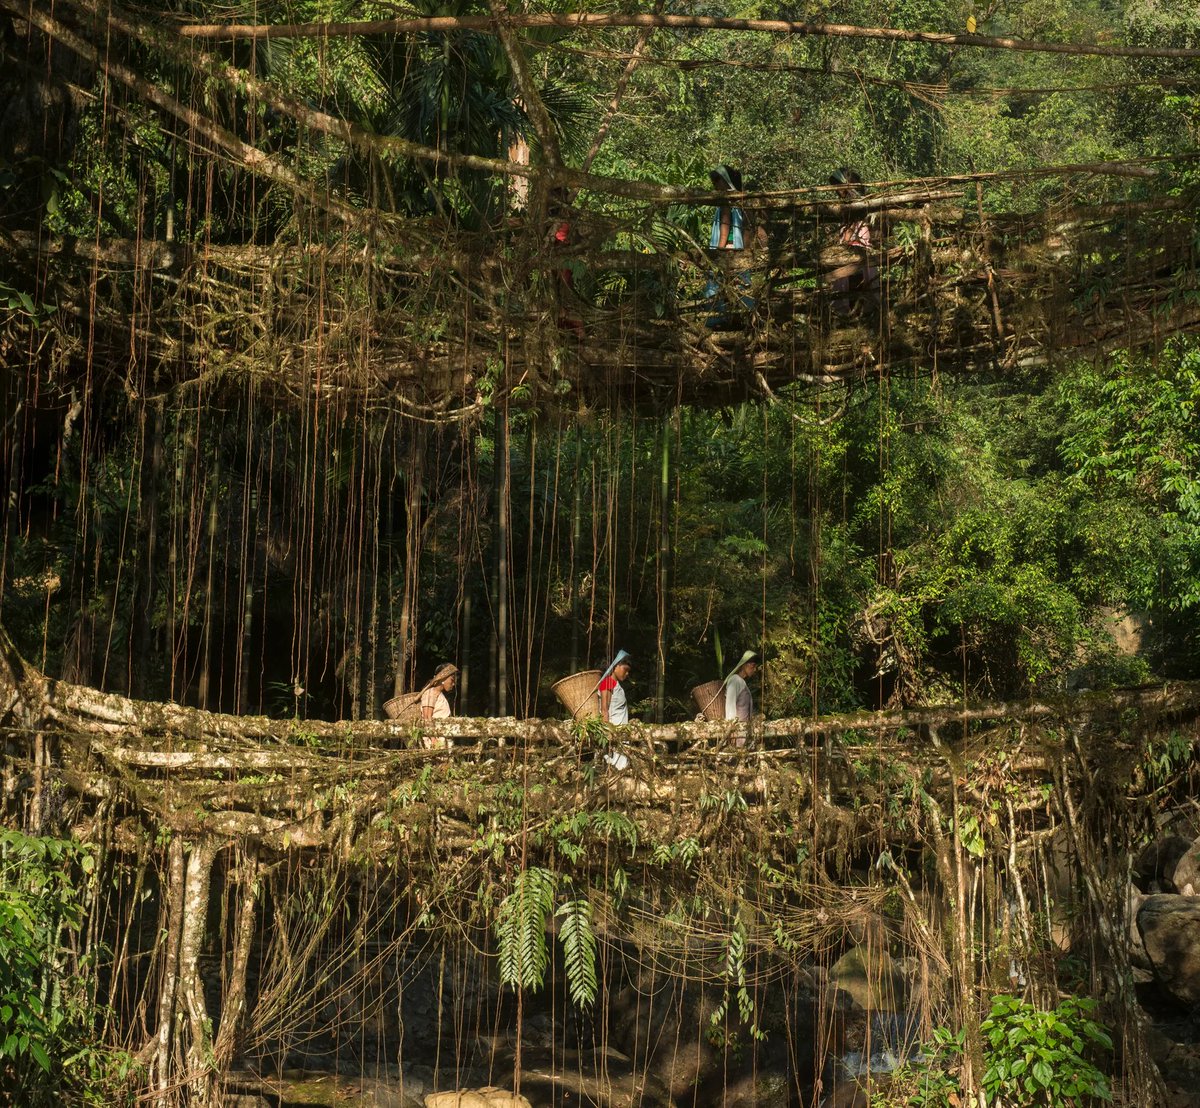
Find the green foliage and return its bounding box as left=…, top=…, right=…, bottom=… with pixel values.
left=1058, top=340, right=1200, bottom=612
left=495, top=866, right=557, bottom=993
left=494, top=867, right=600, bottom=1010
left=1139, top=729, right=1195, bottom=789
left=708, top=919, right=766, bottom=1044
left=883, top=995, right=1113, bottom=1108
left=0, top=830, right=136, bottom=1104
left=878, top=1026, right=965, bottom=1108
left=556, top=897, right=598, bottom=1007
left=981, top=994, right=1113, bottom=1106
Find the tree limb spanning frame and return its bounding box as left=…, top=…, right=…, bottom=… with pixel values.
left=173, top=10, right=1200, bottom=61
left=23, top=0, right=1196, bottom=214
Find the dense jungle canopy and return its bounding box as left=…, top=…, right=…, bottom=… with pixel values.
left=3, top=0, right=1200, bottom=722
left=3, top=0, right=1200, bottom=1105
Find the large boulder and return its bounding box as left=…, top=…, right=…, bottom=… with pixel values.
left=1171, top=838, right=1200, bottom=895
left=606, top=967, right=816, bottom=1104
left=608, top=980, right=722, bottom=1098
left=1134, top=835, right=1193, bottom=893
left=1126, top=884, right=1156, bottom=977
left=515, top=1044, right=675, bottom=1108
left=828, top=945, right=907, bottom=1012
left=1137, top=895, right=1200, bottom=1005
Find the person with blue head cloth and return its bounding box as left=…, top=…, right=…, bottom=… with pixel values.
left=598, top=651, right=632, bottom=725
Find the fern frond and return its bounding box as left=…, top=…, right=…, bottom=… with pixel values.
left=495, top=866, right=557, bottom=992
left=557, top=896, right=598, bottom=1008
left=588, top=810, right=638, bottom=853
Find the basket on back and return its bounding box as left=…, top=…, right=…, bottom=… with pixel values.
left=552, top=669, right=602, bottom=720
left=383, top=691, right=423, bottom=721
left=691, top=680, right=726, bottom=721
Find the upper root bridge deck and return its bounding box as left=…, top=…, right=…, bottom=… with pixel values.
left=8, top=185, right=1198, bottom=415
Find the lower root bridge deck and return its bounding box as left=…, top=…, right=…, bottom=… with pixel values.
left=4, top=626, right=1198, bottom=1105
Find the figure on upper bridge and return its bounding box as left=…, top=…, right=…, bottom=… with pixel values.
left=829, top=167, right=879, bottom=316
left=709, top=164, right=746, bottom=252
left=548, top=185, right=584, bottom=339
left=704, top=164, right=758, bottom=329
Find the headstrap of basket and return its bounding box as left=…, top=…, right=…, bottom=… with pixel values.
left=421, top=662, right=458, bottom=691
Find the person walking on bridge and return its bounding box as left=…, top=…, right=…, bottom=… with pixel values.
left=704, top=164, right=758, bottom=328
left=598, top=652, right=632, bottom=725
left=724, top=651, right=760, bottom=723
left=420, top=663, right=458, bottom=722
left=829, top=167, right=878, bottom=315
left=597, top=651, right=633, bottom=770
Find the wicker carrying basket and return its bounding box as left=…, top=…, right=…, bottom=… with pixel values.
left=692, top=680, right=726, bottom=721
left=382, top=691, right=423, bottom=721
left=551, top=669, right=603, bottom=720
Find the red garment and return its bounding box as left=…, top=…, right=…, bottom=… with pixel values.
left=553, top=219, right=583, bottom=337
left=598, top=675, right=617, bottom=693
left=555, top=221, right=575, bottom=289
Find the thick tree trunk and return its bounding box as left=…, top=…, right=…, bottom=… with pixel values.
left=173, top=8, right=1200, bottom=63
left=395, top=431, right=424, bottom=697
left=569, top=433, right=582, bottom=676
left=213, top=845, right=259, bottom=1073
left=495, top=405, right=510, bottom=716
left=655, top=416, right=671, bottom=723
left=178, top=839, right=217, bottom=1101
left=153, top=836, right=186, bottom=1104
left=198, top=453, right=221, bottom=711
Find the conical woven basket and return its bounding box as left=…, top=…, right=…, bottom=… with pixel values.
left=382, top=691, right=422, bottom=721
left=692, top=680, right=726, bottom=721
left=552, top=670, right=602, bottom=720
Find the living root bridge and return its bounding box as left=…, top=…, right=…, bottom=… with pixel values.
left=5, top=617, right=1200, bottom=850
left=5, top=622, right=1200, bottom=1105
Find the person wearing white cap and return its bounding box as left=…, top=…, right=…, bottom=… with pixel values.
left=724, top=651, right=759, bottom=722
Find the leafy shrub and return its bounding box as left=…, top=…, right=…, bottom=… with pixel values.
left=879, top=994, right=1112, bottom=1108
left=0, top=830, right=136, bottom=1104
left=980, top=994, right=1112, bottom=1106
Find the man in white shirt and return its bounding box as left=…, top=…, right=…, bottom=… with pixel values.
left=724, top=651, right=759, bottom=722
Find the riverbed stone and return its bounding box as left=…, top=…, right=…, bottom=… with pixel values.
left=253, top=1072, right=423, bottom=1108
left=424, top=1090, right=531, bottom=1108
left=1137, top=895, right=1200, bottom=1005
